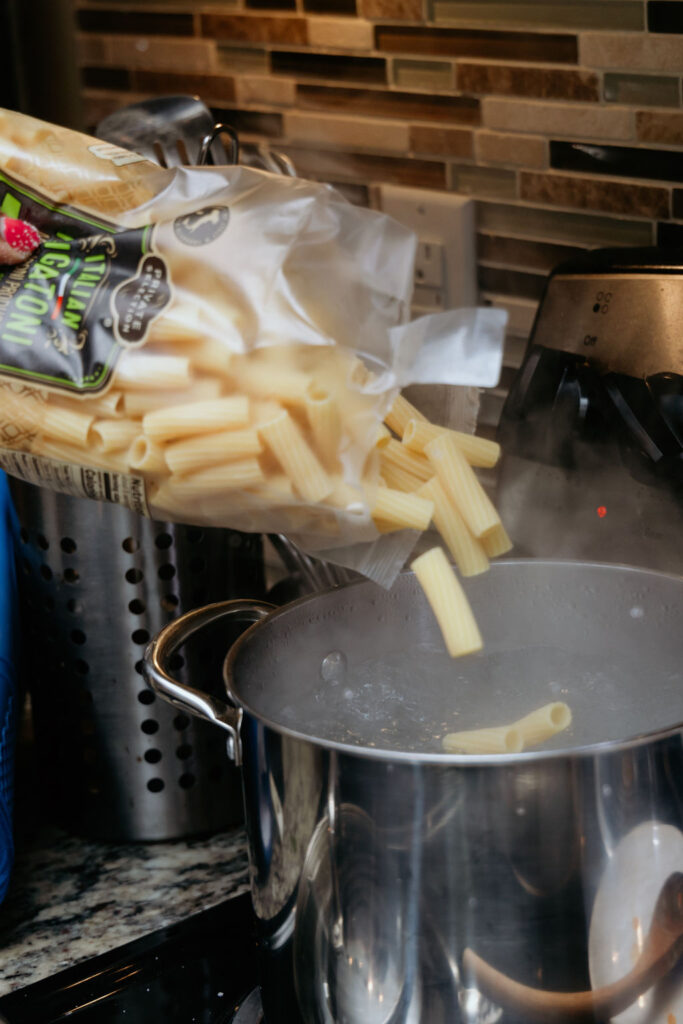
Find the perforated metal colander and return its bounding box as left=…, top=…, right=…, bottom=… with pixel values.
left=11, top=479, right=264, bottom=841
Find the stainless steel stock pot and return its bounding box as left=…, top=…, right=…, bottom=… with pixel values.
left=143, top=560, right=683, bottom=1024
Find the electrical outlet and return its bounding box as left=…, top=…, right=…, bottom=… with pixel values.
left=377, top=185, right=477, bottom=312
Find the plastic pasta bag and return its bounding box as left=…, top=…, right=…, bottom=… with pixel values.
left=0, top=108, right=506, bottom=595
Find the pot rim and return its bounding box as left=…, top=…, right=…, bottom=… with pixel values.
left=224, top=558, right=683, bottom=767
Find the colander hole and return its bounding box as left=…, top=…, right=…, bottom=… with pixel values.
left=141, top=719, right=159, bottom=735
left=129, top=599, right=146, bottom=615
left=60, top=537, right=77, bottom=554
left=75, top=659, right=89, bottom=674
left=168, top=653, right=185, bottom=671
left=155, top=532, right=173, bottom=550
left=122, top=537, right=139, bottom=554
left=126, top=568, right=143, bottom=584
left=19, top=528, right=28, bottom=543
left=190, top=556, right=205, bottom=574
left=144, top=749, right=162, bottom=764
left=134, top=660, right=144, bottom=675
left=131, top=628, right=150, bottom=645
left=40, top=565, right=53, bottom=581
left=173, top=714, right=189, bottom=731
left=158, top=564, right=176, bottom=581
left=37, top=534, right=49, bottom=550
left=186, top=528, right=204, bottom=544
left=71, top=629, right=86, bottom=645
left=178, top=773, right=195, bottom=789
left=161, top=594, right=178, bottom=612
left=147, top=778, right=164, bottom=793
left=67, top=599, right=81, bottom=614
left=176, top=744, right=192, bottom=760
left=64, top=568, right=80, bottom=584
left=138, top=690, right=155, bottom=705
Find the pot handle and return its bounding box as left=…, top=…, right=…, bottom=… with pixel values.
left=143, top=599, right=274, bottom=766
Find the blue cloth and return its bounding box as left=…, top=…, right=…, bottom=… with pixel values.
left=0, top=472, right=18, bottom=904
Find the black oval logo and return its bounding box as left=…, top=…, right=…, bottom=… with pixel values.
left=173, top=206, right=230, bottom=247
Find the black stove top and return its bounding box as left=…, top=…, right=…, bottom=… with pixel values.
left=0, top=894, right=260, bottom=1024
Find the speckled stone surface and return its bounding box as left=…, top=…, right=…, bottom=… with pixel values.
left=0, top=825, right=249, bottom=995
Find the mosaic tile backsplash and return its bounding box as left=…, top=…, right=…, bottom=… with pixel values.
left=74, top=0, right=683, bottom=423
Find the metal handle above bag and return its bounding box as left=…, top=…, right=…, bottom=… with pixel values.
left=143, top=600, right=274, bottom=766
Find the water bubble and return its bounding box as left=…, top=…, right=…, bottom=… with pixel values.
left=320, top=650, right=347, bottom=682
left=629, top=606, right=644, bottom=619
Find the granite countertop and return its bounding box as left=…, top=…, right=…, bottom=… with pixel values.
left=0, top=823, right=250, bottom=995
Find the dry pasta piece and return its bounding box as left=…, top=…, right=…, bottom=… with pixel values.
left=425, top=434, right=500, bottom=540
left=372, top=486, right=434, bottom=532
left=258, top=410, right=332, bottom=503
left=123, top=380, right=222, bottom=417
left=42, top=405, right=94, bottom=447
left=34, top=437, right=129, bottom=474
left=384, top=393, right=427, bottom=437
left=411, top=546, right=482, bottom=657
left=143, top=396, right=250, bottom=444
left=513, top=702, right=572, bottom=748
left=166, top=459, right=265, bottom=499
left=442, top=726, right=523, bottom=755
left=114, top=353, right=192, bottom=391
left=165, top=428, right=262, bottom=475
left=128, top=437, right=167, bottom=473
left=417, top=477, right=489, bottom=577
left=381, top=439, right=432, bottom=483
left=378, top=460, right=424, bottom=493
left=304, top=383, right=341, bottom=468
left=230, top=360, right=310, bottom=405
left=403, top=419, right=500, bottom=469
left=90, top=419, right=140, bottom=453
left=481, top=522, right=513, bottom=559
left=165, top=338, right=233, bottom=376
left=86, top=391, right=124, bottom=418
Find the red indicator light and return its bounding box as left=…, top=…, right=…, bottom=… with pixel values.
left=597, top=506, right=607, bottom=518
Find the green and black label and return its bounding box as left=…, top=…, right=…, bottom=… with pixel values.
left=0, top=171, right=171, bottom=395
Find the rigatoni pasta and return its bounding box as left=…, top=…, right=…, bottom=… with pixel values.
left=442, top=702, right=572, bottom=754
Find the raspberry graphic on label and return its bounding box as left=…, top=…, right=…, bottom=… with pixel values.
left=0, top=216, right=41, bottom=264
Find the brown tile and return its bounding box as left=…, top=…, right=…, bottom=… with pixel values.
left=213, top=108, right=284, bottom=138
left=201, top=14, right=307, bottom=46
left=81, top=67, right=131, bottom=91
left=636, top=111, right=683, bottom=146
left=456, top=62, right=599, bottom=101
left=450, top=163, right=517, bottom=198
left=102, top=36, right=215, bottom=74
left=278, top=146, right=447, bottom=187
left=392, top=58, right=454, bottom=91
left=297, top=84, right=480, bottom=124
left=478, top=265, right=545, bottom=300
left=475, top=130, right=546, bottom=169
left=581, top=32, right=683, bottom=72
left=483, top=98, right=633, bottom=141
left=375, top=27, right=578, bottom=62
left=214, top=46, right=270, bottom=73
left=359, top=0, right=423, bottom=18
left=477, top=234, right=585, bottom=273
left=303, top=0, right=356, bottom=13
left=236, top=75, right=297, bottom=106
left=520, top=171, right=669, bottom=219
left=432, top=0, right=643, bottom=31
left=409, top=125, right=473, bottom=158
left=132, top=71, right=236, bottom=104
left=307, top=18, right=374, bottom=49
left=77, top=10, right=193, bottom=35
left=285, top=111, right=409, bottom=151
left=328, top=182, right=371, bottom=205
left=76, top=33, right=108, bottom=65
left=271, top=52, right=386, bottom=83
left=673, top=191, right=683, bottom=219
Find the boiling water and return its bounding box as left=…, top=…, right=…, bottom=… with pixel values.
left=275, top=641, right=683, bottom=756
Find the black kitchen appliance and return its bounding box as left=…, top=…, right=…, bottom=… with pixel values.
left=495, top=247, right=683, bottom=573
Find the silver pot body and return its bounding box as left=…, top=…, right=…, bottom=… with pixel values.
left=144, top=561, right=683, bottom=1023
